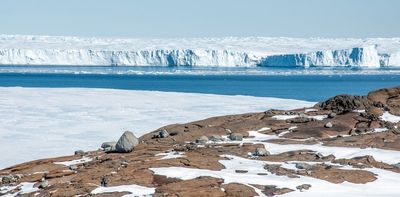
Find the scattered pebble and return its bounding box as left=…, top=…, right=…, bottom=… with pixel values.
left=74, top=150, right=85, bottom=155
left=296, top=184, right=311, bottom=191
left=235, top=170, right=248, bottom=173
left=328, top=112, right=337, bottom=118
left=209, top=135, right=224, bottom=142
left=70, top=165, right=79, bottom=171
left=393, top=163, right=400, bottom=168
left=158, top=129, right=170, bottom=138
left=229, top=133, right=243, bottom=141
left=38, top=179, right=49, bottom=189
left=295, top=163, right=312, bottom=170
left=325, top=122, right=333, bottom=128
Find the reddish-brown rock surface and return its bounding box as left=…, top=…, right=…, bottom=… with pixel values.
left=1, top=87, right=399, bottom=196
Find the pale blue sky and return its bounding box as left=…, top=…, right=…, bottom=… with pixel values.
left=1, top=0, right=399, bottom=38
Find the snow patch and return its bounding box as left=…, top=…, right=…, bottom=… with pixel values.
left=305, top=108, right=318, bottom=113
left=91, top=184, right=155, bottom=197
left=272, top=115, right=299, bottom=120
left=151, top=155, right=400, bottom=197
left=0, top=182, right=38, bottom=197
left=380, top=111, right=400, bottom=123
left=155, top=151, right=186, bottom=160
left=53, top=156, right=92, bottom=166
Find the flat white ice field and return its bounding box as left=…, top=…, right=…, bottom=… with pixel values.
left=0, top=87, right=314, bottom=169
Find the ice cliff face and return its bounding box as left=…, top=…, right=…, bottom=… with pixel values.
left=0, top=35, right=399, bottom=67
left=259, top=45, right=382, bottom=67
left=0, top=49, right=259, bottom=67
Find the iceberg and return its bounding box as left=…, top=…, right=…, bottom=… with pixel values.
left=0, top=35, right=399, bottom=67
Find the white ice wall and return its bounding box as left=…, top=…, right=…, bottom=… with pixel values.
left=0, top=35, right=398, bottom=67
left=259, top=45, right=381, bottom=67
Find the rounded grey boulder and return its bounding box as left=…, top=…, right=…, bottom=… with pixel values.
left=115, top=131, right=139, bottom=153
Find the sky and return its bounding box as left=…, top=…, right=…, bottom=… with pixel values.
left=0, top=0, right=399, bottom=38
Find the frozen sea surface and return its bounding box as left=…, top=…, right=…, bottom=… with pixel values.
left=0, top=87, right=313, bottom=169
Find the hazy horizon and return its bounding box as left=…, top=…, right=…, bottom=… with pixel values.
left=1, top=0, right=399, bottom=38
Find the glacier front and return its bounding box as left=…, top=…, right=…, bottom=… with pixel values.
left=0, top=35, right=399, bottom=67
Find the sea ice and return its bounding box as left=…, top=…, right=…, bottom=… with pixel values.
left=0, top=87, right=314, bottom=169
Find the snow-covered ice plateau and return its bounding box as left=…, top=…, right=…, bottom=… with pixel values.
left=0, top=35, right=399, bottom=67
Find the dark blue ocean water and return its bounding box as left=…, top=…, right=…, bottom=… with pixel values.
left=0, top=66, right=399, bottom=101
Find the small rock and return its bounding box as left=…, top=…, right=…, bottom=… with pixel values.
left=0, top=175, right=20, bottom=184
left=101, top=177, right=108, bottom=187
left=296, top=184, right=311, bottom=191
left=324, top=122, right=333, bottom=128
left=254, top=147, right=270, bottom=156
left=264, top=185, right=277, bottom=190
left=158, top=129, right=169, bottom=138
left=295, top=163, right=312, bottom=170
left=209, top=135, right=224, bottom=142
left=366, top=155, right=376, bottom=163
left=69, top=165, right=78, bottom=171
left=264, top=164, right=281, bottom=172
left=355, top=128, right=368, bottom=134
left=115, top=131, right=139, bottom=153
left=101, top=141, right=117, bottom=149
left=315, top=152, right=324, bottom=159
left=328, top=112, right=336, bottom=118
left=74, top=150, right=85, bottom=155
left=195, top=136, right=209, bottom=144
left=1, top=175, right=12, bottom=184
left=284, top=111, right=297, bottom=115
left=288, top=174, right=300, bottom=178
left=229, top=133, right=243, bottom=141
left=349, top=129, right=357, bottom=136
left=235, top=170, right=248, bottom=173
left=287, top=117, right=311, bottom=123
left=39, top=179, right=49, bottom=189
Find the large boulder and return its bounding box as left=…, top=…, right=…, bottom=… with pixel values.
left=317, top=95, right=371, bottom=114
left=115, top=131, right=139, bottom=153
left=368, top=87, right=400, bottom=115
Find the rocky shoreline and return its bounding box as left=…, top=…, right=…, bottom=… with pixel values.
left=1, top=87, right=400, bottom=196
